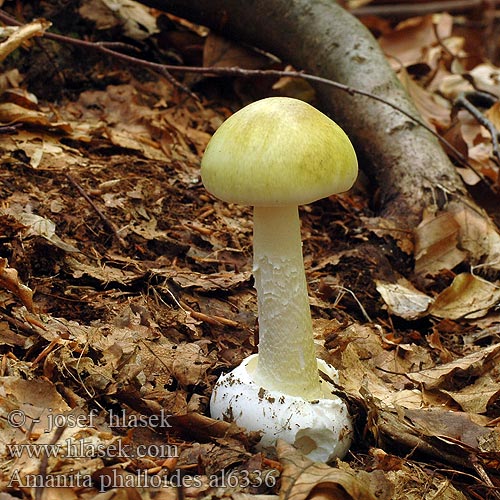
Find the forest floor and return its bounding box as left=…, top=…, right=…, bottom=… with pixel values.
left=1, top=2, right=500, bottom=499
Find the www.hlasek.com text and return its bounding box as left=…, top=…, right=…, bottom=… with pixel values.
left=7, top=438, right=178, bottom=460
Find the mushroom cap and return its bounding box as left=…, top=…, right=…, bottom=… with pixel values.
left=201, top=97, right=358, bottom=207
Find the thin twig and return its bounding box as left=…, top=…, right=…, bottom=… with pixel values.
left=431, top=18, right=456, bottom=61
left=157, top=66, right=200, bottom=102
left=352, top=0, right=486, bottom=18
left=36, top=423, right=66, bottom=500
left=0, top=308, right=39, bottom=336
left=0, top=123, right=23, bottom=134
left=332, top=285, right=372, bottom=322
left=65, top=171, right=127, bottom=248
left=471, top=455, right=500, bottom=500
left=455, top=91, right=500, bottom=163
left=0, top=9, right=489, bottom=185
left=0, top=10, right=196, bottom=99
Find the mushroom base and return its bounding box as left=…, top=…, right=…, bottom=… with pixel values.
left=210, top=354, right=353, bottom=462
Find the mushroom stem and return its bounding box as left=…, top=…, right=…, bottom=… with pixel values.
left=252, top=205, right=322, bottom=399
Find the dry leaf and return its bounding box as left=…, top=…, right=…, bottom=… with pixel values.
left=375, top=278, right=433, bottom=320
left=33, top=487, right=79, bottom=500
left=379, top=14, right=453, bottom=68
left=170, top=343, right=214, bottom=387
left=0, top=19, right=52, bottom=63
left=0, top=258, right=33, bottom=311
left=18, top=213, right=80, bottom=253
left=448, top=202, right=500, bottom=270
left=161, top=269, right=252, bottom=292
left=2, top=88, right=39, bottom=109
left=414, top=211, right=467, bottom=275
left=0, top=102, right=72, bottom=133
left=61, top=83, right=212, bottom=162
left=0, top=68, right=23, bottom=92
left=79, top=0, right=159, bottom=40
left=360, top=216, right=414, bottom=255
left=203, top=32, right=272, bottom=70
left=440, top=63, right=500, bottom=101
left=0, top=322, right=28, bottom=347
left=398, top=69, right=451, bottom=130
left=169, top=413, right=256, bottom=443
left=404, top=407, right=498, bottom=450
left=277, top=440, right=389, bottom=500
left=337, top=326, right=431, bottom=410
left=368, top=447, right=467, bottom=499
left=272, top=66, right=316, bottom=102
left=0, top=377, right=71, bottom=436
left=485, top=100, right=500, bottom=131
left=442, top=370, right=500, bottom=413
left=367, top=395, right=497, bottom=476
left=387, top=460, right=468, bottom=500
left=406, top=343, right=500, bottom=390
left=91, top=467, right=142, bottom=498
left=429, top=273, right=500, bottom=319
left=67, top=258, right=136, bottom=285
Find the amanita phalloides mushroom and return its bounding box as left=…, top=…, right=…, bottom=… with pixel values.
left=202, top=96, right=357, bottom=462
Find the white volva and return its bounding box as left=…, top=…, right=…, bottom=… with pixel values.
left=202, top=97, right=358, bottom=462
left=210, top=355, right=353, bottom=462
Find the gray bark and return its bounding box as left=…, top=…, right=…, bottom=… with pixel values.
left=141, top=0, right=474, bottom=228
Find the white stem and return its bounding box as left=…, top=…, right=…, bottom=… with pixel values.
left=252, top=205, right=322, bottom=399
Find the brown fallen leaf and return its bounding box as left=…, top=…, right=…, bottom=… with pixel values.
left=398, top=410, right=500, bottom=475
left=406, top=343, right=500, bottom=390
left=0, top=19, right=52, bottom=63
left=387, top=461, right=467, bottom=500
left=426, top=328, right=454, bottom=363
left=170, top=342, right=215, bottom=387
left=66, top=257, right=136, bottom=285
left=375, top=277, right=432, bottom=320
left=429, top=273, right=500, bottom=319
left=366, top=396, right=494, bottom=474
left=79, top=0, right=159, bottom=40
left=414, top=210, right=467, bottom=275
left=0, top=321, right=28, bottom=347
left=276, top=440, right=391, bottom=500
left=61, top=82, right=215, bottom=163
left=40, top=487, right=80, bottom=500
left=18, top=212, right=80, bottom=253
left=378, top=14, right=453, bottom=69
left=442, top=370, right=500, bottom=414
left=439, top=63, right=500, bottom=101
left=448, top=202, right=500, bottom=270
left=454, top=108, right=499, bottom=184
left=151, top=268, right=252, bottom=292
left=169, top=412, right=259, bottom=444
left=273, top=65, right=316, bottom=102
left=337, top=324, right=432, bottom=410
left=0, top=258, right=33, bottom=312
left=0, top=102, right=72, bottom=133
left=360, top=216, right=414, bottom=255
left=203, top=32, right=272, bottom=70
left=399, top=68, right=451, bottom=130
left=180, top=440, right=250, bottom=477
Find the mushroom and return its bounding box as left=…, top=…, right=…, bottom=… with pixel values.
left=201, top=96, right=357, bottom=462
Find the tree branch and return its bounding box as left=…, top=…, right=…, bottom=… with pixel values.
left=134, top=0, right=493, bottom=230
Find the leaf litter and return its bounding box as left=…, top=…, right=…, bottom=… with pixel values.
left=1, top=2, right=500, bottom=499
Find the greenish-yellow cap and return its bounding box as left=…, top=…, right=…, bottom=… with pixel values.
left=201, top=97, right=358, bottom=206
